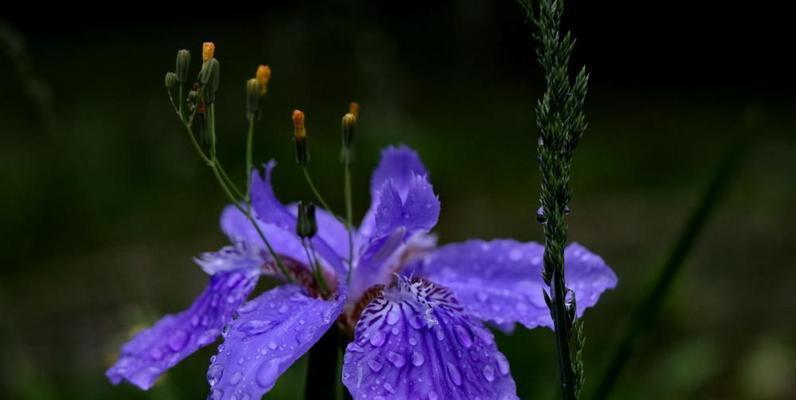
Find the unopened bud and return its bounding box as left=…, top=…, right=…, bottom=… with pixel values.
left=293, top=110, right=309, bottom=165
left=246, top=78, right=259, bottom=118
left=175, top=49, right=191, bottom=83
left=256, top=65, right=271, bottom=96
left=202, top=42, right=215, bottom=62
left=296, top=201, right=318, bottom=239
left=199, top=58, right=220, bottom=104
left=164, top=72, right=178, bottom=89
left=340, top=112, right=356, bottom=163
left=349, top=102, right=360, bottom=120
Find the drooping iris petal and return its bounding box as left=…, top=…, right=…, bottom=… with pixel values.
left=342, top=277, right=518, bottom=400
left=249, top=160, right=295, bottom=230
left=195, top=241, right=263, bottom=275
left=563, top=242, right=620, bottom=315
left=106, top=270, right=259, bottom=390
left=416, top=239, right=618, bottom=330
left=206, top=285, right=345, bottom=399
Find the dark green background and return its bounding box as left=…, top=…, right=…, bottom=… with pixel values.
left=1, top=2, right=794, bottom=399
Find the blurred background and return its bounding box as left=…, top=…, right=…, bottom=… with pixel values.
left=1, top=1, right=794, bottom=399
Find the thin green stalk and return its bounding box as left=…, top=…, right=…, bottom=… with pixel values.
left=302, top=239, right=330, bottom=297
left=178, top=83, right=183, bottom=118
left=302, top=167, right=339, bottom=219
left=343, top=161, right=354, bottom=284
left=245, top=116, right=255, bottom=201
left=591, top=140, right=746, bottom=399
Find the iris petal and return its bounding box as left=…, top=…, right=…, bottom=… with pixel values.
left=106, top=270, right=259, bottom=390
left=342, top=277, right=518, bottom=400
left=416, top=239, right=618, bottom=330
left=206, top=284, right=345, bottom=399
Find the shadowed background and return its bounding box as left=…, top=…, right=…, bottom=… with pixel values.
left=1, top=1, right=794, bottom=399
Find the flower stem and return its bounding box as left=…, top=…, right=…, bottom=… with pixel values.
left=302, top=167, right=340, bottom=220
left=245, top=115, right=254, bottom=201
left=343, top=161, right=354, bottom=284
left=304, top=327, right=340, bottom=400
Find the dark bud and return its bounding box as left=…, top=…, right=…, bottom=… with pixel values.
left=199, top=58, right=220, bottom=104
left=175, top=49, right=191, bottom=83
left=245, top=78, right=259, bottom=119
left=296, top=201, right=318, bottom=239
left=164, top=72, right=178, bottom=89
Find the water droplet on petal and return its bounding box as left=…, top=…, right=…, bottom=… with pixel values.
left=411, top=351, right=425, bottom=367
left=387, top=351, right=406, bottom=368
left=386, top=308, right=401, bottom=325
left=482, top=364, right=496, bottom=382
left=237, top=300, right=258, bottom=314
left=149, top=347, right=163, bottom=360
left=229, top=371, right=243, bottom=385
left=268, top=341, right=278, bottom=350
left=428, top=391, right=439, bottom=400
left=446, top=362, right=462, bottom=386
left=369, top=331, right=386, bottom=347
left=239, top=320, right=274, bottom=336
left=454, top=325, right=473, bottom=348
left=368, top=358, right=383, bottom=372
left=256, top=359, right=281, bottom=390
left=496, top=353, right=510, bottom=375
left=207, top=364, right=224, bottom=386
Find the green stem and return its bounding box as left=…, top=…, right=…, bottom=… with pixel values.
left=591, top=141, right=746, bottom=399
left=178, top=83, right=183, bottom=118
left=246, top=116, right=255, bottom=201
left=302, top=238, right=330, bottom=297
left=343, top=161, right=354, bottom=284
left=302, top=167, right=339, bottom=219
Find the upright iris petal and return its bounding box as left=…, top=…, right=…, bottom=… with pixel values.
left=416, top=239, right=618, bottom=330
left=106, top=269, right=259, bottom=389
left=342, top=276, right=518, bottom=400
left=207, top=284, right=345, bottom=399
left=352, top=146, right=440, bottom=299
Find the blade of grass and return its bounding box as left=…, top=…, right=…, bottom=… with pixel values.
left=591, top=138, right=748, bottom=399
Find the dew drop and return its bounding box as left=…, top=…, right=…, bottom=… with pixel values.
left=255, top=359, right=281, bottom=390
left=239, top=320, right=274, bottom=336
left=386, top=308, right=401, bottom=325
left=411, top=351, right=425, bottom=367
left=229, top=371, right=243, bottom=385
left=446, top=362, right=462, bottom=386
left=367, top=359, right=383, bottom=372
left=454, top=325, right=473, bottom=348
left=207, top=364, right=224, bottom=386
left=428, top=391, right=439, bottom=400
left=369, top=331, right=386, bottom=347
left=237, top=300, right=258, bottom=314
left=387, top=351, right=406, bottom=368
left=268, top=341, right=278, bottom=350
left=149, top=347, right=163, bottom=360
left=482, top=364, right=496, bottom=382
left=496, top=353, right=510, bottom=375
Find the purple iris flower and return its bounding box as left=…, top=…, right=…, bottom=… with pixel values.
left=106, top=145, right=617, bottom=399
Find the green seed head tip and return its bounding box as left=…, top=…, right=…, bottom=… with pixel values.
left=175, top=49, right=191, bottom=83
